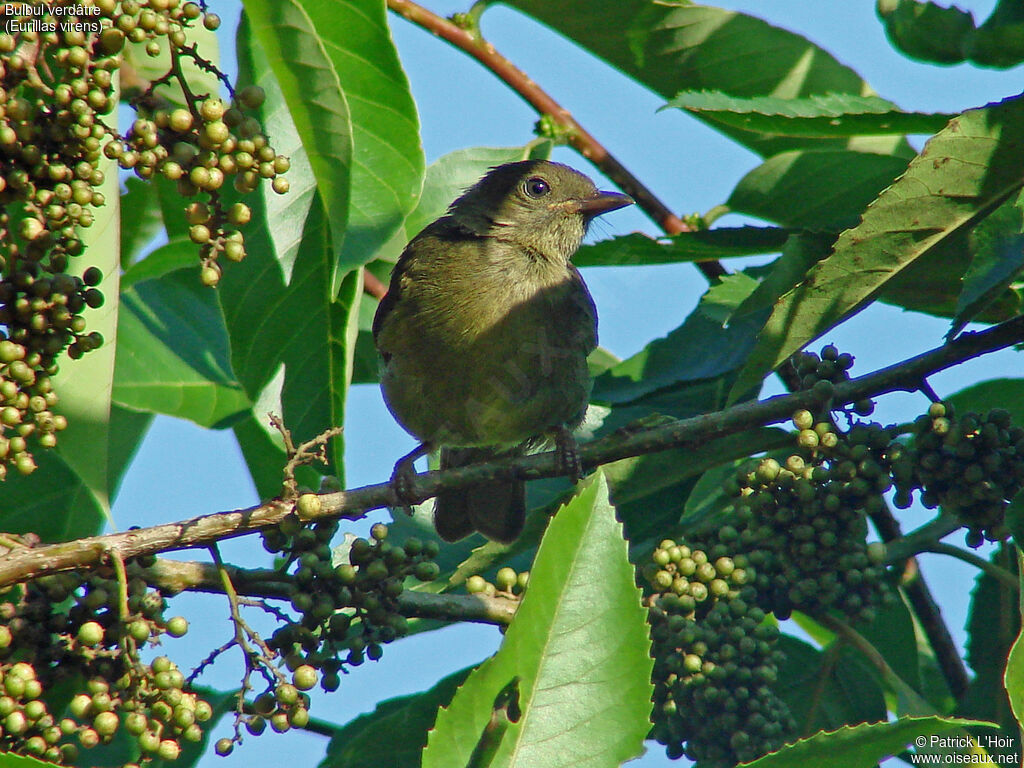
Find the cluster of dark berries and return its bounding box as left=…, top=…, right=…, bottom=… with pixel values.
left=0, top=562, right=206, bottom=765
left=790, top=344, right=874, bottom=416
left=245, top=519, right=437, bottom=748
left=892, top=402, right=1024, bottom=547
left=645, top=540, right=794, bottom=767
left=721, top=413, right=895, bottom=623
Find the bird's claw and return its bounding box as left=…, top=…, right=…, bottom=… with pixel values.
left=389, top=443, right=431, bottom=513
left=553, top=426, right=582, bottom=485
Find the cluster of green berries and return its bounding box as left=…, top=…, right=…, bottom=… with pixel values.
left=465, top=566, right=529, bottom=597
left=645, top=540, right=794, bottom=767
left=110, top=83, right=288, bottom=288
left=722, top=414, right=895, bottom=623
left=249, top=518, right=437, bottom=748
left=892, top=402, right=1024, bottom=547
left=0, top=563, right=205, bottom=765
left=790, top=344, right=874, bottom=416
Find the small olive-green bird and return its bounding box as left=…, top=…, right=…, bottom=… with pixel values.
left=373, top=160, right=633, bottom=543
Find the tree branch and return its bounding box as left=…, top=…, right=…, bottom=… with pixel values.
left=143, top=558, right=518, bottom=626
left=385, top=0, right=728, bottom=282
left=2, top=313, right=1023, bottom=588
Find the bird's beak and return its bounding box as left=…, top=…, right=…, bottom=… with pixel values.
left=570, top=190, right=635, bottom=218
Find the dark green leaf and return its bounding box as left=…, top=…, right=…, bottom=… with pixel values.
left=733, top=232, right=836, bottom=320
left=665, top=91, right=953, bottom=137
left=120, top=177, right=163, bottom=268
left=729, top=94, right=1024, bottom=403
left=877, top=0, right=976, bottom=64
left=115, top=266, right=250, bottom=429
left=727, top=149, right=910, bottom=230
left=107, top=405, right=153, bottom=504
left=947, top=379, right=1024, bottom=426
left=775, top=635, right=886, bottom=736
left=424, top=473, right=653, bottom=767
left=968, top=0, right=1024, bottom=68
left=949, top=193, right=1024, bottom=338
left=592, top=283, right=766, bottom=406
left=574, top=227, right=791, bottom=268
left=320, top=667, right=473, bottom=768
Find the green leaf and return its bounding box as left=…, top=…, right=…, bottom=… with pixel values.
left=949, top=193, right=1024, bottom=338
left=665, top=91, right=954, bottom=138
left=503, top=0, right=906, bottom=158
left=877, top=0, right=977, bottom=65
left=0, top=753, right=55, bottom=767
left=573, top=227, right=791, bottom=267
left=742, top=716, right=996, bottom=768
left=1006, top=623, right=1024, bottom=736
left=960, top=550, right=1020, bottom=753
left=729, top=94, right=1024, bottom=403
left=320, top=667, right=473, bottom=768
left=120, top=177, right=163, bottom=268
left=733, top=232, right=836, bottom=320
left=424, top=472, right=653, bottom=768
left=240, top=1, right=353, bottom=273
left=244, top=0, right=424, bottom=276
left=220, top=15, right=365, bottom=488
left=878, top=0, right=1024, bottom=69
left=107, top=404, right=153, bottom=504
left=52, top=118, right=122, bottom=522
left=775, top=635, right=886, bottom=736
left=114, top=262, right=250, bottom=429
left=592, top=283, right=766, bottom=406
left=947, top=379, right=1024, bottom=426
left=727, top=149, right=910, bottom=230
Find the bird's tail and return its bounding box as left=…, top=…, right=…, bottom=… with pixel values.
left=434, top=446, right=526, bottom=544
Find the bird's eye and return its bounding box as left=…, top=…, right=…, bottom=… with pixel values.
left=524, top=177, right=550, bottom=198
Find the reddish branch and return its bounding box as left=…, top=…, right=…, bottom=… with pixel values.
left=384, top=0, right=726, bottom=282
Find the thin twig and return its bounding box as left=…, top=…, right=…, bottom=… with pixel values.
left=921, top=542, right=1020, bottom=593
left=3, top=314, right=1024, bottom=588
left=868, top=503, right=970, bottom=700
left=386, top=0, right=726, bottom=282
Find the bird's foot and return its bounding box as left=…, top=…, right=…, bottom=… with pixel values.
left=552, top=426, right=582, bottom=485
left=389, top=443, right=431, bottom=513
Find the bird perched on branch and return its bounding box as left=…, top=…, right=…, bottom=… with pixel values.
left=373, top=160, right=633, bottom=543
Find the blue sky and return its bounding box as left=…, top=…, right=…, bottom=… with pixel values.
left=108, top=2, right=1023, bottom=766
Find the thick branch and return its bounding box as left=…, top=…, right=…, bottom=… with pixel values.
left=2, top=314, right=1023, bottom=588
left=385, top=0, right=727, bottom=282
left=145, top=559, right=517, bottom=626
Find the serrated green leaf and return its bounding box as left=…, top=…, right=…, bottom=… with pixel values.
left=320, top=667, right=473, bottom=768
left=504, top=0, right=906, bottom=158
left=742, top=716, right=996, bottom=768
left=729, top=94, right=1024, bottom=403
left=665, top=91, right=953, bottom=138
left=727, top=149, right=910, bottom=230
left=574, top=227, right=790, bottom=268
left=114, top=265, right=250, bottom=429
left=424, top=472, right=653, bottom=768
left=949, top=193, right=1024, bottom=338
left=0, top=752, right=55, bottom=767
left=968, top=0, right=1024, bottom=68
